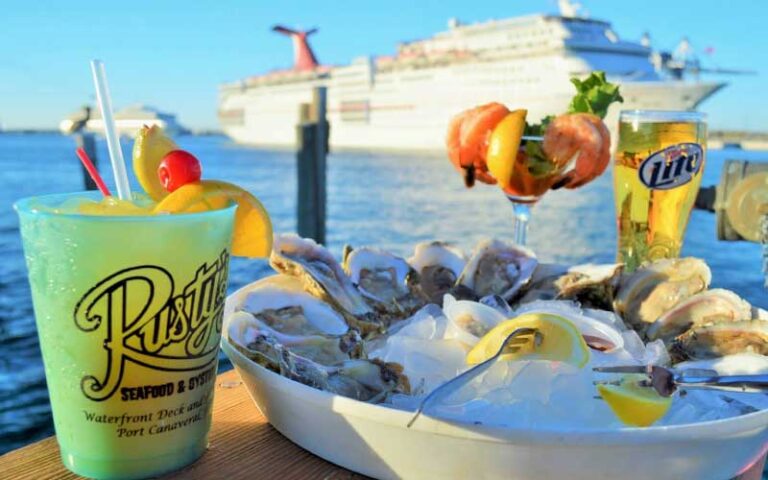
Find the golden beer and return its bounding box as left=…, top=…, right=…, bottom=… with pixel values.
left=614, top=111, right=707, bottom=271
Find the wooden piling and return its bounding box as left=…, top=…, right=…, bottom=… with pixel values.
left=296, top=86, right=329, bottom=244
left=74, top=133, right=99, bottom=191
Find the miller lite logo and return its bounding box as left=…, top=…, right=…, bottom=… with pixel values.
left=638, top=143, right=703, bottom=190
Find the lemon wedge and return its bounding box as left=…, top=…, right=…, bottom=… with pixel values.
left=485, top=109, right=527, bottom=190
left=597, top=375, right=672, bottom=427
left=133, top=125, right=178, bottom=201
left=153, top=180, right=273, bottom=258
left=466, top=312, right=589, bottom=367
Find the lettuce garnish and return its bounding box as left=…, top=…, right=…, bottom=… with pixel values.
left=567, top=71, right=624, bottom=119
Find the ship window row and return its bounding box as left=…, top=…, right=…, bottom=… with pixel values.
left=501, top=27, right=554, bottom=39
left=460, top=76, right=543, bottom=85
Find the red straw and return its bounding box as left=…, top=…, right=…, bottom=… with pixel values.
left=76, top=147, right=112, bottom=197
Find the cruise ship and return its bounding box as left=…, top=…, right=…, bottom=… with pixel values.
left=218, top=1, right=725, bottom=151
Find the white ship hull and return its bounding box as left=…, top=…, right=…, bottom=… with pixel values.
left=219, top=14, right=724, bottom=151
left=220, top=78, right=722, bottom=152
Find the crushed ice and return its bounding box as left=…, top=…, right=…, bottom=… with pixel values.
left=369, top=297, right=766, bottom=429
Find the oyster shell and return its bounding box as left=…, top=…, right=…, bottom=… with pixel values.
left=228, top=311, right=364, bottom=365
left=614, top=257, right=711, bottom=332
left=443, top=294, right=506, bottom=346
left=270, top=234, right=382, bottom=334
left=230, top=327, right=410, bottom=402
left=479, top=294, right=514, bottom=317
left=407, top=241, right=467, bottom=304
left=517, top=263, right=623, bottom=310
left=670, top=320, right=768, bottom=360
left=646, top=289, right=753, bottom=343
left=237, top=285, right=349, bottom=336
left=458, top=239, right=538, bottom=300
left=342, top=246, right=425, bottom=317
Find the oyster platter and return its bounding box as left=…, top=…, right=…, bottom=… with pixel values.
left=221, top=76, right=767, bottom=479
left=222, top=234, right=768, bottom=480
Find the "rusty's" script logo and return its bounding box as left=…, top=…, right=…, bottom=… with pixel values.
left=73, top=251, right=229, bottom=401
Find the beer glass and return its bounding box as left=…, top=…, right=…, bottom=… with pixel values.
left=614, top=110, right=707, bottom=271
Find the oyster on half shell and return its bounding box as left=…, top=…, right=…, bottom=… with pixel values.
left=645, top=289, right=753, bottom=343
left=614, top=257, right=711, bottom=332
left=516, top=263, right=623, bottom=310
left=670, top=320, right=768, bottom=361
left=229, top=324, right=410, bottom=402
left=237, top=285, right=350, bottom=336
left=443, top=294, right=506, bottom=346
left=228, top=310, right=364, bottom=365
left=270, top=234, right=383, bottom=334
left=407, top=241, right=467, bottom=304
left=458, top=239, right=538, bottom=301
left=342, top=246, right=426, bottom=318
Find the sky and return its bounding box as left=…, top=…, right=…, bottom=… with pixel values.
left=1, top=0, right=766, bottom=131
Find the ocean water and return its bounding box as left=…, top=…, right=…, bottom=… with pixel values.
left=0, top=133, right=766, bottom=457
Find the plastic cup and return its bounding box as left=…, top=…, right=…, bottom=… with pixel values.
left=15, top=192, right=236, bottom=479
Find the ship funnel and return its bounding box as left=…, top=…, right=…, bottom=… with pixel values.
left=272, top=25, right=319, bottom=71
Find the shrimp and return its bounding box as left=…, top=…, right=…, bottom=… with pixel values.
left=446, top=102, right=509, bottom=187
left=542, top=113, right=611, bottom=189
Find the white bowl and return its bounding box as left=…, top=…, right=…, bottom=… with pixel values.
left=222, top=281, right=768, bottom=480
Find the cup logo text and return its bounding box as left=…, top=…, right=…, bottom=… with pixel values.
left=73, top=251, right=229, bottom=401
left=638, top=142, right=703, bottom=190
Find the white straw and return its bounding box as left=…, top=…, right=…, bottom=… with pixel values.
left=90, top=60, right=131, bottom=200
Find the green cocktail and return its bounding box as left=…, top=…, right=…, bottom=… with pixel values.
left=16, top=192, right=235, bottom=479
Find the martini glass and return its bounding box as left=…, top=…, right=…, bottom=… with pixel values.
left=503, top=140, right=562, bottom=246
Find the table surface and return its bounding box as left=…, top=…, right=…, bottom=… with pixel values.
left=0, top=369, right=363, bottom=479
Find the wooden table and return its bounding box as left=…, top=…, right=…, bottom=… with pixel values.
left=0, top=370, right=362, bottom=479
left=1, top=370, right=765, bottom=480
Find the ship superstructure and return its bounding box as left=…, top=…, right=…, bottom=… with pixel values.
left=218, top=6, right=724, bottom=151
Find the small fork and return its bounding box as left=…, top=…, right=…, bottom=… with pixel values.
left=593, top=365, right=768, bottom=397
left=407, top=328, right=542, bottom=428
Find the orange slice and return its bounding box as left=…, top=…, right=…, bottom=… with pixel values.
left=154, top=180, right=273, bottom=258
left=485, top=109, right=527, bottom=189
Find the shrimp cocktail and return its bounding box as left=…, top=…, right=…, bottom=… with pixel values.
left=15, top=124, right=272, bottom=479
left=445, top=72, right=623, bottom=244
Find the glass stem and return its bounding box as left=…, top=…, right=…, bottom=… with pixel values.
left=510, top=201, right=531, bottom=246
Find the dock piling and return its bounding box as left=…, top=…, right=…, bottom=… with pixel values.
left=296, top=86, right=329, bottom=244
left=74, top=133, right=99, bottom=191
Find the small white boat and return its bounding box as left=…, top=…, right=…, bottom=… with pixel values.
left=59, top=104, right=188, bottom=137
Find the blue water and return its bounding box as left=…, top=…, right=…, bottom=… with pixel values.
left=0, top=133, right=766, bottom=457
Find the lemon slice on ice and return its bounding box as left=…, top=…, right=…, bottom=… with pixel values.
left=466, top=313, right=589, bottom=367
left=597, top=375, right=672, bottom=427
left=154, top=180, right=273, bottom=258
